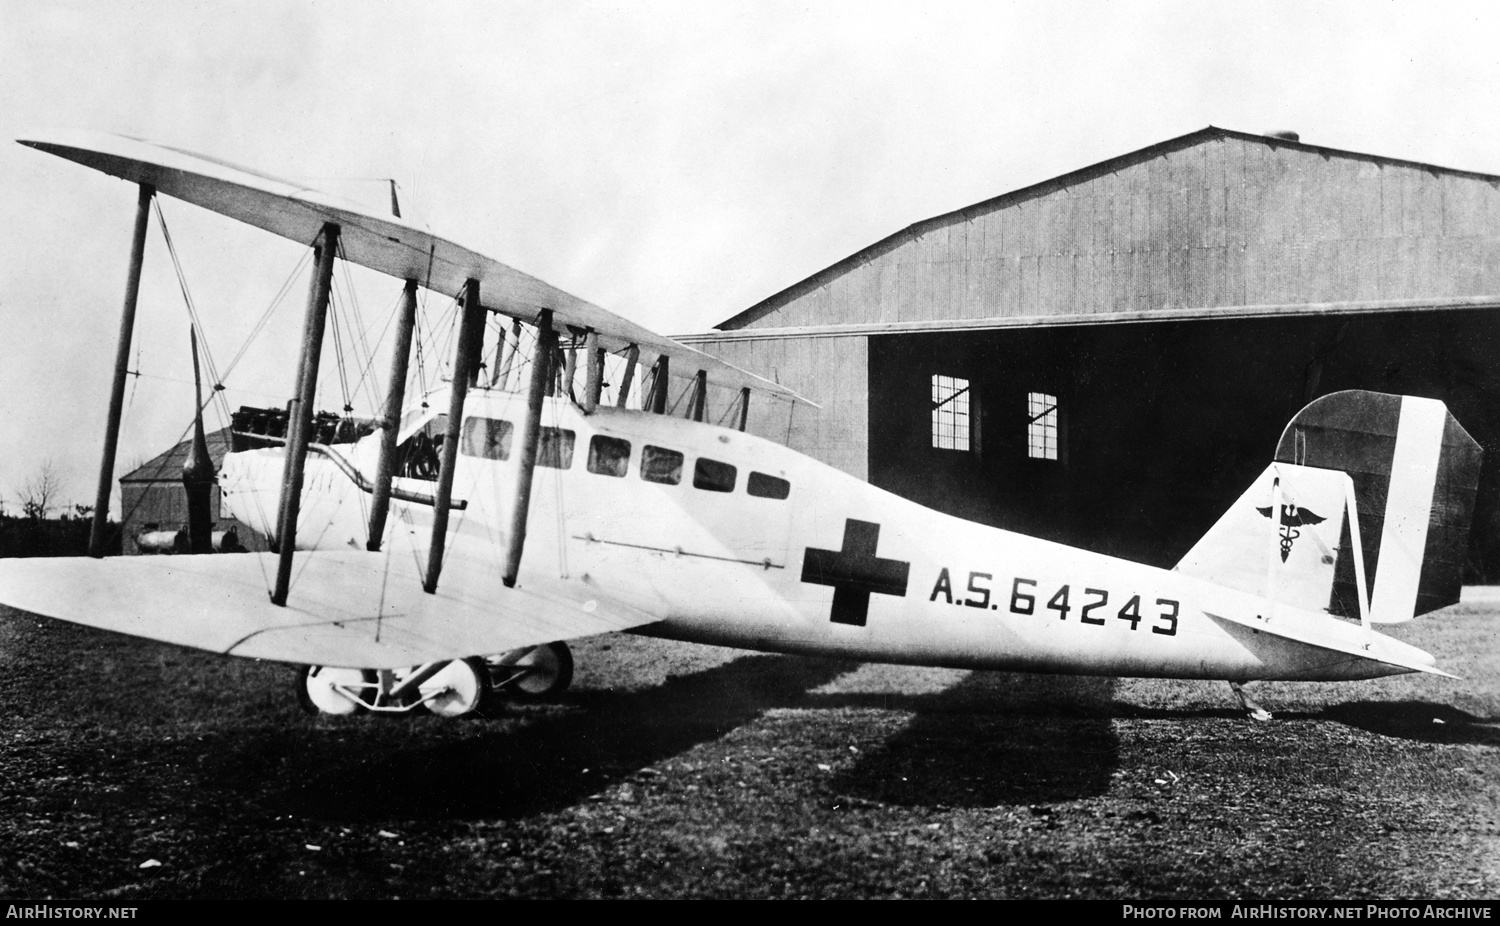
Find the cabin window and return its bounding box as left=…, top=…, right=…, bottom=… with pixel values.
left=641, top=445, right=683, bottom=485
left=538, top=427, right=576, bottom=469
left=1027, top=392, right=1059, bottom=461
left=693, top=457, right=737, bottom=493
left=587, top=436, right=631, bottom=477
left=395, top=413, right=449, bottom=481
left=747, top=471, right=790, bottom=500
left=931, top=375, right=971, bottom=451
left=460, top=417, right=514, bottom=461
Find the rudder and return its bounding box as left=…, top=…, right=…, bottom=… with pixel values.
left=1274, top=391, right=1482, bottom=622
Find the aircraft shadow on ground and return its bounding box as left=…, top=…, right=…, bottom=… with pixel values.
left=819, top=672, right=1122, bottom=808
left=272, top=653, right=858, bottom=822
left=1313, top=701, right=1500, bottom=746
left=271, top=664, right=1130, bottom=820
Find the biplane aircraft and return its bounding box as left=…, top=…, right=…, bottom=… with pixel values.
left=0, top=131, right=1482, bottom=722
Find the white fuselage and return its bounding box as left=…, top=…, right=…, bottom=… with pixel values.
left=218, top=387, right=1434, bottom=683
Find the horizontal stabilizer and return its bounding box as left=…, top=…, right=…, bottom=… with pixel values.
left=0, top=552, right=659, bottom=668
left=1202, top=607, right=1458, bottom=681
left=17, top=129, right=815, bottom=407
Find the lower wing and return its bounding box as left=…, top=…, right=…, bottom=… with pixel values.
left=0, top=551, right=659, bottom=668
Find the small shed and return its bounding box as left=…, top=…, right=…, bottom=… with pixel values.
left=118, top=427, right=269, bottom=554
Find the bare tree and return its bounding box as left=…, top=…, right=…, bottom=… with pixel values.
left=17, top=459, right=65, bottom=520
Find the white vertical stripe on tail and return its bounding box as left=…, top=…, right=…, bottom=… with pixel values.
left=1369, top=397, right=1446, bottom=623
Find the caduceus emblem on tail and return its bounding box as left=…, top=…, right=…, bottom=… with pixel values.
left=1256, top=503, right=1326, bottom=561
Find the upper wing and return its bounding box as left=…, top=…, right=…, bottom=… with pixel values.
left=18, top=128, right=814, bottom=407
left=0, top=551, right=659, bottom=668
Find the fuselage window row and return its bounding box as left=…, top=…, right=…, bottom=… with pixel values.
left=456, top=417, right=789, bottom=499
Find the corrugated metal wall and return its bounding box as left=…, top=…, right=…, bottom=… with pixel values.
left=740, top=135, right=1500, bottom=329
left=693, top=335, right=868, bottom=479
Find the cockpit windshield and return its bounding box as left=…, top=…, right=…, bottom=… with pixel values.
left=398, top=406, right=436, bottom=442
left=395, top=414, right=449, bottom=481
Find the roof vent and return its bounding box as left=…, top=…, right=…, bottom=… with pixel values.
left=1265, top=130, right=1300, bottom=142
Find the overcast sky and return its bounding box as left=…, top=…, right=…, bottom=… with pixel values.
left=2, top=0, right=1499, bottom=515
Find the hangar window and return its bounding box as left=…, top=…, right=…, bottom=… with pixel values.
left=641, top=445, right=684, bottom=485
left=537, top=427, right=576, bottom=469
left=587, top=436, right=631, bottom=477
left=931, top=375, right=972, bottom=451
left=1027, top=392, right=1059, bottom=461
left=460, top=417, right=514, bottom=461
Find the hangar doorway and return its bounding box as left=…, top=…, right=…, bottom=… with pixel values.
left=867, top=308, right=1500, bottom=580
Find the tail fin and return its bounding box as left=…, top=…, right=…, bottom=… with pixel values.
left=1177, top=391, right=1482, bottom=623
left=1177, top=461, right=1356, bottom=614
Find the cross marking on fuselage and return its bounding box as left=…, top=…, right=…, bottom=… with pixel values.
left=800, top=518, right=911, bottom=627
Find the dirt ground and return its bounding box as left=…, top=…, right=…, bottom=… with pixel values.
left=0, top=600, right=1495, bottom=900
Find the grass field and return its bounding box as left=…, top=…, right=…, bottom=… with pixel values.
left=0, top=599, right=1495, bottom=900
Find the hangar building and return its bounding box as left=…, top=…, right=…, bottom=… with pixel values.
left=677, top=127, right=1500, bottom=579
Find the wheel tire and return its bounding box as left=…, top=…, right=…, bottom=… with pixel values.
left=296, top=665, right=375, bottom=715
left=494, top=641, right=574, bottom=701
left=420, top=657, right=492, bottom=718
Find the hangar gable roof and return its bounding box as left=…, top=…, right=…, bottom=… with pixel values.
left=715, top=126, right=1500, bottom=332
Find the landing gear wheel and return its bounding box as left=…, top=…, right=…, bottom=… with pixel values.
left=491, top=641, right=574, bottom=701
left=297, top=666, right=376, bottom=715
left=420, top=657, right=491, bottom=718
